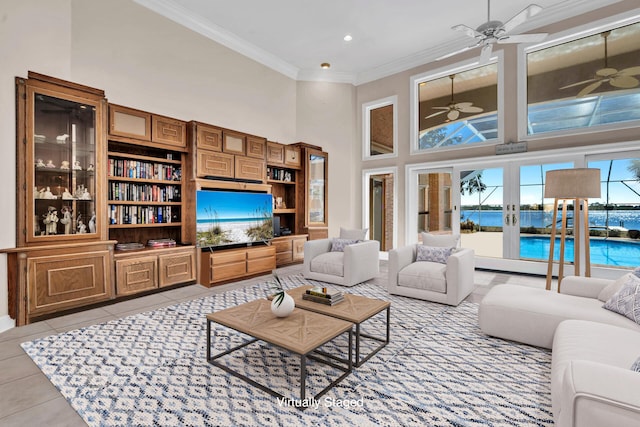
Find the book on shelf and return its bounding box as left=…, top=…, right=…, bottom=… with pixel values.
left=305, top=286, right=343, bottom=299
left=302, top=293, right=344, bottom=306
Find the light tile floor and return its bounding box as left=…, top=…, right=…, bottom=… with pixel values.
left=0, top=263, right=547, bottom=426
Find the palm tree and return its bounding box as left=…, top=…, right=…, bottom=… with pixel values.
left=628, top=159, right=640, bottom=181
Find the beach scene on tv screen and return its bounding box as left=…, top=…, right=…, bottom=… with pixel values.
left=196, top=191, right=273, bottom=247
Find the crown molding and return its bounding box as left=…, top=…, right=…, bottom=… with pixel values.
left=133, top=0, right=299, bottom=80
left=135, top=0, right=625, bottom=86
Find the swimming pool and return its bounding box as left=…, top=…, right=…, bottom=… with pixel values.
left=520, top=236, right=640, bottom=268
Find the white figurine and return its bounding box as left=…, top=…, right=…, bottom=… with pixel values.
left=56, top=134, right=69, bottom=144
left=45, top=160, right=56, bottom=168
left=42, top=186, right=55, bottom=200
left=60, top=160, right=70, bottom=170
left=35, top=159, right=46, bottom=168
left=80, top=188, right=91, bottom=200
left=60, top=207, right=72, bottom=235
left=77, top=219, right=87, bottom=234
left=62, top=188, right=74, bottom=200
left=72, top=160, right=82, bottom=170
left=87, top=164, right=94, bottom=171
left=88, top=213, right=96, bottom=234
left=43, top=207, right=59, bottom=235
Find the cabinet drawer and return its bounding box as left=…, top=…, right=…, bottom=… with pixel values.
left=266, top=141, right=284, bottom=165
left=235, top=157, right=265, bottom=182
left=272, top=239, right=292, bottom=253
left=197, top=151, right=234, bottom=178
left=247, top=257, right=276, bottom=274
left=211, top=250, right=246, bottom=265
left=211, top=262, right=246, bottom=282
left=116, top=256, right=158, bottom=296
left=158, top=251, right=195, bottom=287
left=284, top=146, right=301, bottom=169
left=197, top=124, right=222, bottom=152
left=308, top=228, right=329, bottom=240
left=152, top=115, right=186, bottom=148
left=276, top=252, right=293, bottom=264
left=109, top=104, right=151, bottom=140
left=246, top=136, right=266, bottom=159
left=28, top=250, right=112, bottom=316
left=247, top=246, right=276, bottom=260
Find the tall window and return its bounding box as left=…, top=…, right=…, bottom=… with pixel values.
left=413, top=62, right=499, bottom=152
left=526, top=21, right=640, bottom=136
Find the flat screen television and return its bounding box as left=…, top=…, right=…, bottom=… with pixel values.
left=196, top=190, right=273, bottom=249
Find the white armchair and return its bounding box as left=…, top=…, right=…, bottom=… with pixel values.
left=388, top=234, right=475, bottom=306
left=303, top=238, right=380, bottom=287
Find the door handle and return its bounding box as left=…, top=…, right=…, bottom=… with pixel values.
left=505, top=214, right=510, bottom=226
left=512, top=214, right=518, bottom=226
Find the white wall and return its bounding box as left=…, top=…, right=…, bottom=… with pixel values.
left=0, top=0, right=356, bottom=330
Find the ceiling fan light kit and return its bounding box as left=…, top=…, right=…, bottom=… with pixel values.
left=437, top=0, right=548, bottom=63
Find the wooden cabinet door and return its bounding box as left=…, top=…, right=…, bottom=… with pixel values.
left=272, top=237, right=293, bottom=265
left=152, top=115, right=186, bottom=148
left=223, top=131, right=246, bottom=155
left=210, top=249, right=247, bottom=282
left=292, top=236, right=307, bottom=261
left=28, top=250, right=112, bottom=316
left=196, top=124, right=222, bottom=152
left=116, top=256, right=158, bottom=296
left=284, top=145, right=301, bottom=169
left=246, top=136, right=266, bottom=159
left=246, top=246, right=276, bottom=274
left=158, top=249, right=196, bottom=287
left=266, top=141, right=284, bottom=165
left=197, top=151, right=234, bottom=179
left=235, top=157, right=265, bottom=182
left=109, top=104, right=151, bottom=140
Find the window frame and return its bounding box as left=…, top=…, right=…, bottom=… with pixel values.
left=362, top=95, right=398, bottom=161
left=409, top=51, right=504, bottom=155
left=517, top=8, right=640, bottom=142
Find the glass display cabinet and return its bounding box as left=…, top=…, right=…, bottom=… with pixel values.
left=19, top=73, right=106, bottom=244
left=294, top=143, right=328, bottom=240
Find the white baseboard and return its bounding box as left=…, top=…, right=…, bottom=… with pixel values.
left=0, top=315, right=15, bottom=334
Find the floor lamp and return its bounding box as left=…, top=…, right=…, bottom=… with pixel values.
left=544, top=168, right=601, bottom=292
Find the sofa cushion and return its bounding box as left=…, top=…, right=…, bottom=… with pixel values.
left=310, top=251, right=344, bottom=277
left=604, top=274, right=640, bottom=325
left=398, top=261, right=446, bottom=293
left=416, top=245, right=454, bottom=263
left=421, top=232, right=460, bottom=248
left=598, top=273, right=632, bottom=302
left=331, top=238, right=359, bottom=252
left=340, top=227, right=368, bottom=240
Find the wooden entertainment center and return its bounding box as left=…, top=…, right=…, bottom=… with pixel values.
left=6, top=72, right=328, bottom=325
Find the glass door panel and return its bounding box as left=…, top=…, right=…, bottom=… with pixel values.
left=306, top=150, right=328, bottom=227
left=417, top=171, right=452, bottom=238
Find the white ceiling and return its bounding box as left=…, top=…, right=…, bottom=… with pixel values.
left=133, top=0, right=624, bottom=85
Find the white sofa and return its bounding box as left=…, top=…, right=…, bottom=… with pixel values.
left=479, top=275, right=640, bottom=427
left=388, top=241, right=475, bottom=306
left=303, top=238, right=380, bottom=287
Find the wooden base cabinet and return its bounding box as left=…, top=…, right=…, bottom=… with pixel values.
left=115, top=246, right=196, bottom=296
left=272, top=235, right=307, bottom=266
left=199, top=245, right=276, bottom=287
left=7, top=242, right=115, bottom=325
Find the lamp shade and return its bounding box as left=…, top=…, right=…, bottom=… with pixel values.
left=544, top=168, right=601, bottom=199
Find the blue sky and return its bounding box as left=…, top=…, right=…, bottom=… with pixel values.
left=196, top=190, right=272, bottom=219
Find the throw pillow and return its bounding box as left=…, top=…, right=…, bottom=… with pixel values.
left=632, top=356, right=640, bottom=372
left=340, top=227, right=368, bottom=241
left=331, top=238, right=359, bottom=252
left=603, top=274, right=640, bottom=325
left=416, top=245, right=455, bottom=264
left=421, top=232, right=460, bottom=248
left=598, top=273, right=633, bottom=302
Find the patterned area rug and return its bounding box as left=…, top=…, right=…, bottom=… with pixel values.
left=22, top=275, right=553, bottom=426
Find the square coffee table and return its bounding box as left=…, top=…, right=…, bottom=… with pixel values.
left=286, top=286, right=390, bottom=367
left=206, top=299, right=353, bottom=406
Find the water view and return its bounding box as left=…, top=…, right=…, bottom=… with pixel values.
left=461, top=210, right=640, bottom=231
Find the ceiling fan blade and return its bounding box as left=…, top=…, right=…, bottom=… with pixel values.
left=451, top=24, right=483, bottom=39
left=497, top=33, right=547, bottom=44
left=501, top=4, right=543, bottom=35
left=596, top=67, right=618, bottom=77
left=454, top=102, right=473, bottom=108
left=559, top=78, right=599, bottom=90
left=431, top=107, right=451, bottom=110
left=611, top=75, right=640, bottom=89
left=447, top=110, right=460, bottom=121
left=619, top=66, right=640, bottom=76
left=459, top=106, right=484, bottom=114
left=479, top=43, right=493, bottom=64
left=577, top=81, right=603, bottom=97
left=425, top=110, right=449, bottom=119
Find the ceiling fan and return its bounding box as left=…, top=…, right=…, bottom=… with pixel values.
left=425, top=74, right=484, bottom=121
left=560, top=31, right=640, bottom=97
left=438, top=0, right=548, bottom=64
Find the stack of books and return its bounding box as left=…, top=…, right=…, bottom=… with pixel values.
left=302, top=286, right=344, bottom=306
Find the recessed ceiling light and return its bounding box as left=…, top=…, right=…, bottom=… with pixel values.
left=321, top=62, right=331, bottom=69
left=343, top=34, right=353, bottom=42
